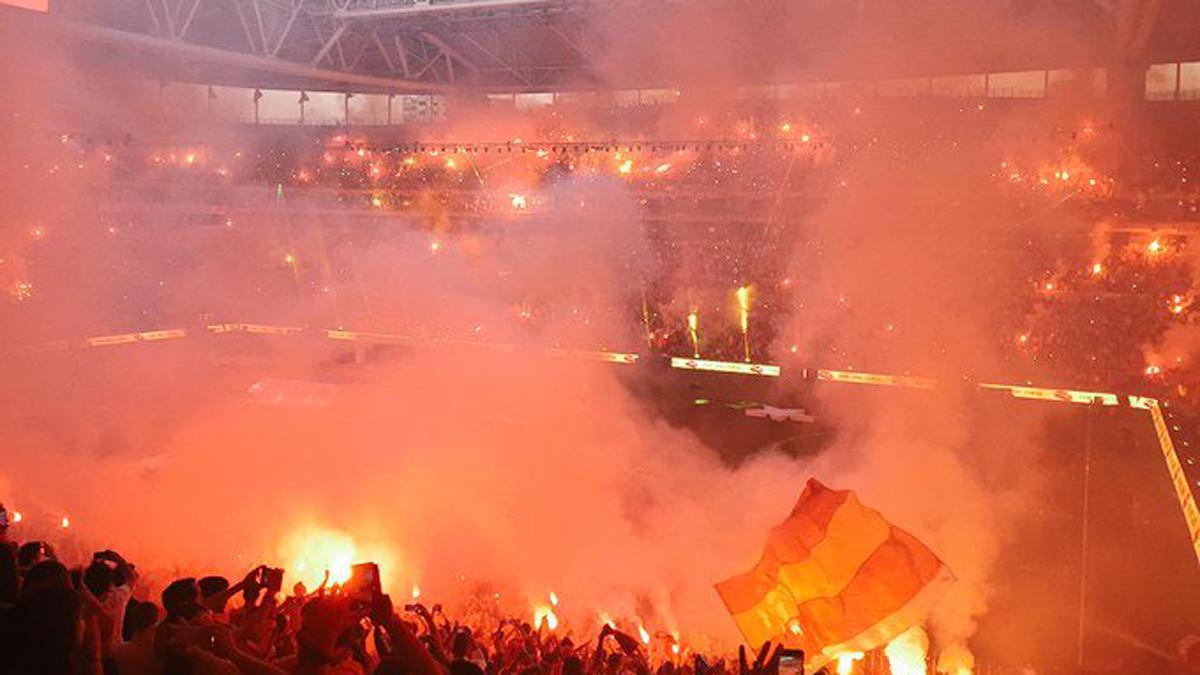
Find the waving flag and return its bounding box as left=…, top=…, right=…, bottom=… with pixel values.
left=716, top=479, right=953, bottom=668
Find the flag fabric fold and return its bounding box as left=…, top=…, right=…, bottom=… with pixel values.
left=716, top=479, right=953, bottom=668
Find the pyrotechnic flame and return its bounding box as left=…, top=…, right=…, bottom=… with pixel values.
left=533, top=605, right=558, bottom=631
left=885, top=626, right=929, bottom=675
left=11, top=512, right=20, bottom=524
left=445, top=158, right=458, bottom=170
left=283, top=527, right=359, bottom=587
left=1146, top=363, right=1162, bottom=376
left=60, top=516, right=70, bottom=529
left=284, top=253, right=296, bottom=266
left=736, top=286, right=750, bottom=331
left=549, top=591, right=559, bottom=607
left=836, top=652, right=864, bottom=675
left=638, top=624, right=651, bottom=645
left=1147, top=238, right=1164, bottom=255
left=686, top=312, right=700, bottom=358
left=618, top=159, right=633, bottom=175
left=655, top=163, right=672, bottom=174
left=736, top=286, right=751, bottom=362
left=430, top=241, right=441, bottom=253
left=371, top=195, right=384, bottom=208
left=935, top=644, right=975, bottom=675
left=598, top=612, right=615, bottom=629
left=1091, top=262, right=1103, bottom=275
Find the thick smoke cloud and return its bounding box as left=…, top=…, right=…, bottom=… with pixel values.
left=6, top=3, right=1189, bottom=668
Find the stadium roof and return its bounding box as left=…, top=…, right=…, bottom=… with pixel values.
left=31, top=0, right=1200, bottom=94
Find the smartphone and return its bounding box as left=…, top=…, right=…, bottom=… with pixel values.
left=345, top=562, right=381, bottom=606
left=778, top=648, right=804, bottom=675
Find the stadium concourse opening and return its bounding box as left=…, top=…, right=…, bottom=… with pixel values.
left=4, top=0, right=1200, bottom=674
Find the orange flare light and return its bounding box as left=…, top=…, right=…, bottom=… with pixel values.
left=283, top=527, right=359, bottom=588
left=836, top=652, right=864, bottom=675
left=736, top=285, right=752, bottom=362
left=533, top=606, right=558, bottom=631
left=686, top=311, right=700, bottom=358
left=885, top=626, right=929, bottom=675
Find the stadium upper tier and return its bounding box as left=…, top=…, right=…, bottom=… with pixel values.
left=16, top=0, right=1200, bottom=93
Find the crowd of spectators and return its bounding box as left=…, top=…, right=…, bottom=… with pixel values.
left=9, top=99, right=1200, bottom=399
left=0, top=505, right=806, bottom=675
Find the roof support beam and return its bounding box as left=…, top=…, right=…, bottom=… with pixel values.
left=268, top=3, right=301, bottom=56
left=309, top=22, right=347, bottom=67
left=372, top=29, right=396, bottom=72
left=458, top=30, right=531, bottom=84
left=332, top=0, right=551, bottom=20
left=393, top=34, right=411, bottom=77
left=65, top=19, right=455, bottom=93
left=419, top=31, right=479, bottom=78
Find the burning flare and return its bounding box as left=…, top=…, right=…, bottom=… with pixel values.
left=282, top=527, right=359, bottom=588
left=736, top=286, right=752, bottom=362
left=836, top=652, right=864, bottom=675
left=533, top=605, right=558, bottom=631
left=686, top=312, right=700, bottom=358
left=885, top=626, right=929, bottom=675
left=935, top=643, right=975, bottom=675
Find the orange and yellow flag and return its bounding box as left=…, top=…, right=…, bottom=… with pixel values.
left=716, top=479, right=953, bottom=667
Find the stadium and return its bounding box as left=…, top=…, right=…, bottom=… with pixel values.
left=1, top=1, right=1199, bottom=673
